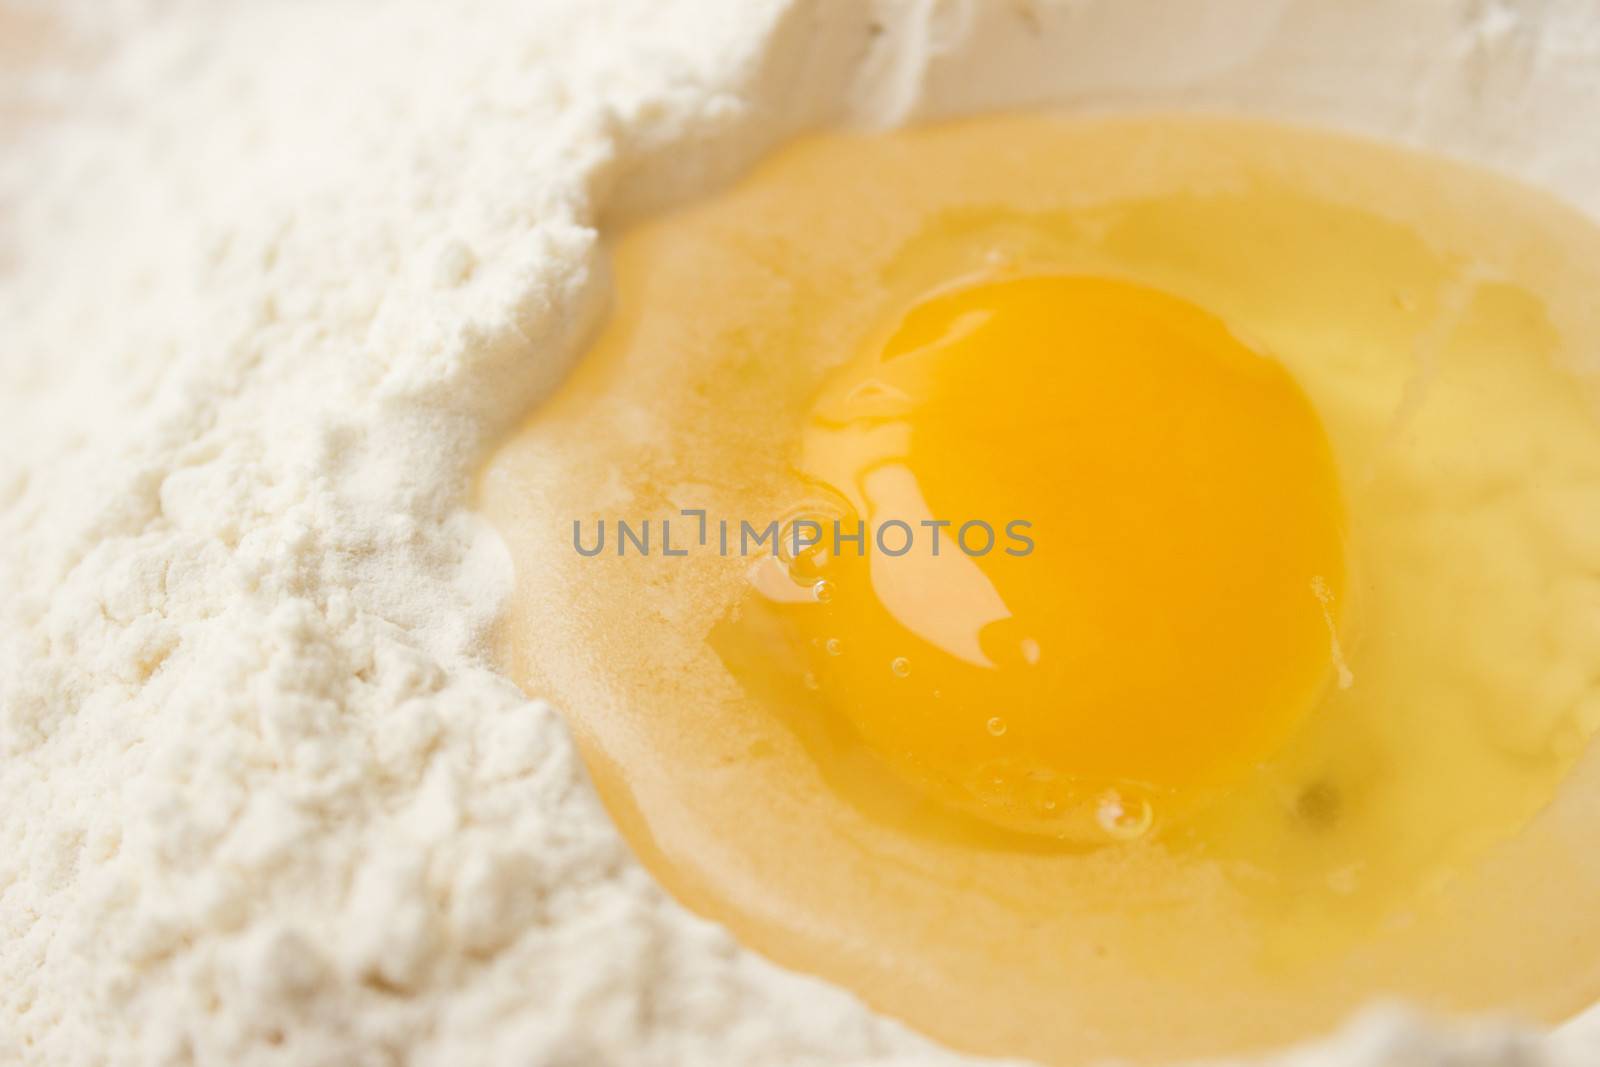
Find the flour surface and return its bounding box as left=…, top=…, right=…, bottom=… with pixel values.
left=2, top=2, right=1598, bottom=1066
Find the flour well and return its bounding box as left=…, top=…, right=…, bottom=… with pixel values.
left=2, top=2, right=1599, bottom=1066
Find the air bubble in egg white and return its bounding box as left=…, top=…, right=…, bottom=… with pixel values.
left=1096, top=790, right=1154, bottom=841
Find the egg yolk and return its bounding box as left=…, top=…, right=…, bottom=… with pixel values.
left=773, top=274, right=1346, bottom=838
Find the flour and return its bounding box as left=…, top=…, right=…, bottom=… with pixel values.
left=1, top=2, right=1598, bottom=1066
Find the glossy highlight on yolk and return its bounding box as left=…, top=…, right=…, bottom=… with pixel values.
left=769, top=274, right=1347, bottom=839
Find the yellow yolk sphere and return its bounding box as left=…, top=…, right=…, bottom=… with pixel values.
left=782, top=275, right=1346, bottom=837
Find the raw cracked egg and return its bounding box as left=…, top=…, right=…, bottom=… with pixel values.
left=480, top=115, right=1600, bottom=1065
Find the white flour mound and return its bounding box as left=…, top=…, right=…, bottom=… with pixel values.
left=1, top=2, right=1598, bottom=1066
